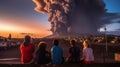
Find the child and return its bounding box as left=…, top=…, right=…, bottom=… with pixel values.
left=81, top=40, right=94, bottom=64
left=51, top=39, right=64, bottom=64
left=20, top=35, right=35, bottom=64
left=67, top=39, right=80, bottom=63
left=34, top=41, right=51, bottom=64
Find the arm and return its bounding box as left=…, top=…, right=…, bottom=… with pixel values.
left=28, top=49, right=38, bottom=64
left=81, top=49, right=85, bottom=61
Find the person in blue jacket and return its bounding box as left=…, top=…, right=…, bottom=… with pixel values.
left=51, top=39, right=63, bottom=64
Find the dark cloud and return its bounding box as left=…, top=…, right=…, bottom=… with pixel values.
left=117, top=28, right=120, bottom=31
left=32, top=0, right=118, bottom=36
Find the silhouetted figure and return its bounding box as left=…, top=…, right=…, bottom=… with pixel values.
left=20, top=35, right=35, bottom=64
left=67, top=39, right=80, bottom=63
left=34, top=41, right=51, bottom=64
left=8, top=33, right=11, bottom=40
left=81, top=40, right=94, bottom=64
left=51, top=39, right=64, bottom=64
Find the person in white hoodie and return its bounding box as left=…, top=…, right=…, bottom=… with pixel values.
left=81, top=40, right=94, bottom=64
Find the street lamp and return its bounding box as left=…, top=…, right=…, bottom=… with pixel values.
left=104, top=27, right=107, bottom=54
left=104, top=26, right=108, bottom=62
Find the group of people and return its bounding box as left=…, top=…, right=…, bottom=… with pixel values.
left=20, top=35, right=94, bottom=65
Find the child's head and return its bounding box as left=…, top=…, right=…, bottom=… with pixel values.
left=70, top=39, right=75, bottom=47
left=38, top=41, right=47, bottom=50
left=53, top=39, right=59, bottom=46
left=23, top=35, right=31, bottom=46
left=83, top=40, right=90, bottom=48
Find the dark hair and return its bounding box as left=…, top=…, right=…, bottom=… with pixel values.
left=23, top=35, right=31, bottom=46
left=53, top=39, right=59, bottom=46
left=70, top=39, right=75, bottom=46
left=38, top=41, right=46, bottom=50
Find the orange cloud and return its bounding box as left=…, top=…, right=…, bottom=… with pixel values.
left=32, top=0, right=48, bottom=14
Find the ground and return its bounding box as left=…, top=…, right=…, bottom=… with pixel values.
left=0, top=39, right=119, bottom=66
left=0, top=46, right=21, bottom=64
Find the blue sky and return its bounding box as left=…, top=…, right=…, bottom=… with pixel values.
left=102, top=0, right=120, bottom=33
left=104, top=0, right=120, bottom=13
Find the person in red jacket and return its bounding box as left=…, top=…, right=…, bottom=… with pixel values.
left=20, top=35, right=35, bottom=64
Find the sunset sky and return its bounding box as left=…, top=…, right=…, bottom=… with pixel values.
left=0, top=0, right=120, bottom=38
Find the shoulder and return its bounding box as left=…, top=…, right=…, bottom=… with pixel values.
left=83, top=48, right=86, bottom=50
left=59, top=46, right=63, bottom=50
left=75, top=47, right=80, bottom=51
left=29, top=43, right=34, bottom=47
left=75, top=46, right=79, bottom=49
left=20, top=44, right=24, bottom=48
left=88, top=48, right=92, bottom=50
left=89, top=48, right=93, bottom=51
left=46, top=51, right=50, bottom=54
left=70, top=47, right=75, bottom=50
left=28, top=43, right=35, bottom=50
left=56, top=46, right=63, bottom=51
left=51, top=46, right=55, bottom=51
left=83, top=48, right=87, bottom=51
left=29, top=43, right=34, bottom=45
left=52, top=46, right=56, bottom=49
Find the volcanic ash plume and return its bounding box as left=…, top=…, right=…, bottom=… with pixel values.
left=33, top=0, right=106, bottom=35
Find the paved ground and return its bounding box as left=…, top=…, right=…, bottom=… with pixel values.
left=0, top=46, right=21, bottom=64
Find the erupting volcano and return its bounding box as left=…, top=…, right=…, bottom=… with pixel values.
left=33, top=0, right=107, bottom=36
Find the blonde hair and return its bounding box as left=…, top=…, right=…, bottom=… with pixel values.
left=83, top=40, right=90, bottom=48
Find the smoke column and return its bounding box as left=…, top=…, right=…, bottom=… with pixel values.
left=33, top=0, right=106, bottom=35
